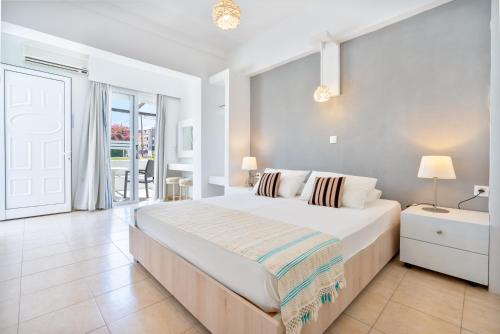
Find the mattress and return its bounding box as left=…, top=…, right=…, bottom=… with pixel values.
left=135, top=193, right=401, bottom=312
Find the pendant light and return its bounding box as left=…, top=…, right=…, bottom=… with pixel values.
left=313, top=41, right=333, bottom=103
left=213, top=0, right=241, bottom=31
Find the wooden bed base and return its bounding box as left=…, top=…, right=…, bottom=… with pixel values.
left=129, top=222, right=399, bottom=334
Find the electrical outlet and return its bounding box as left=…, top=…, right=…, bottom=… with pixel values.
left=329, top=136, right=337, bottom=144
left=474, top=185, right=489, bottom=197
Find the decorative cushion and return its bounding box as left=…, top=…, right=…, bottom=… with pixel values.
left=255, top=172, right=281, bottom=198
left=308, top=177, right=346, bottom=208
left=253, top=168, right=310, bottom=198
left=301, top=171, right=377, bottom=209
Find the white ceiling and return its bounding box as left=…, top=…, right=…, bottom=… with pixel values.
left=3, top=0, right=454, bottom=75
left=15, top=0, right=453, bottom=60
left=52, top=0, right=316, bottom=58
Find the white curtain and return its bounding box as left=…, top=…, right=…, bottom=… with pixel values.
left=74, top=82, right=113, bottom=211
left=154, top=94, right=169, bottom=200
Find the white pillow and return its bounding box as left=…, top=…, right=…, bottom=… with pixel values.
left=300, top=171, right=377, bottom=209
left=254, top=168, right=310, bottom=198
left=365, top=189, right=383, bottom=204
left=297, top=182, right=306, bottom=195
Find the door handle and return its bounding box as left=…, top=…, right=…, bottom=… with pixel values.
left=436, top=230, right=443, bottom=235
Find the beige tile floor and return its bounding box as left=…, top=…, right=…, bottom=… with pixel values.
left=1, top=206, right=500, bottom=334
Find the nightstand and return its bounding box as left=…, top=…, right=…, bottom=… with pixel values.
left=225, top=186, right=254, bottom=196
left=400, top=205, right=490, bottom=285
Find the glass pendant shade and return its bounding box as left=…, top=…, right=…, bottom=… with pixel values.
left=213, top=0, right=241, bottom=30
left=314, top=85, right=332, bottom=102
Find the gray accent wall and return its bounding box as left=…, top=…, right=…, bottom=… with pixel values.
left=251, top=0, right=491, bottom=211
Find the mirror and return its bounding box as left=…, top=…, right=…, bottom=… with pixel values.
left=182, top=126, right=193, bottom=151
left=178, top=119, right=194, bottom=158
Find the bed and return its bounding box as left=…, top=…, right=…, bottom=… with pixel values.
left=130, top=192, right=401, bottom=334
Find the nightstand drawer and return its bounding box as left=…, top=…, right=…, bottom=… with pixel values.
left=400, top=237, right=489, bottom=285
left=401, top=211, right=489, bottom=254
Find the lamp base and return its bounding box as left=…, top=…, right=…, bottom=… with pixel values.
left=422, top=206, right=450, bottom=214
left=246, top=172, right=254, bottom=187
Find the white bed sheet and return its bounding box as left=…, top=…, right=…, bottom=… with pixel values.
left=135, top=193, right=401, bottom=312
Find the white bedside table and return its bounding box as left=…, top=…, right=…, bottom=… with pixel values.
left=225, top=186, right=254, bottom=196
left=400, top=205, right=489, bottom=285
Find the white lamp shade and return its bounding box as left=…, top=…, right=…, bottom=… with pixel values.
left=241, top=156, right=257, bottom=171
left=418, top=156, right=456, bottom=179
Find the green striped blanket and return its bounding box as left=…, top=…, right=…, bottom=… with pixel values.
left=135, top=201, right=346, bottom=334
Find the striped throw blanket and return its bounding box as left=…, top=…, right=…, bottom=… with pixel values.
left=135, top=201, right=346, bottom=334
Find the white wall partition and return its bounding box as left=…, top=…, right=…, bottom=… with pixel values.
left=226, top=70, right=251, bottom=188
left=489, top=0, right=500, bottom=294
left=204, top=69, right=250, bottom=196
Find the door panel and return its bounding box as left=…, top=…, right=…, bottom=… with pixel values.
left=110, top=92, right=135, bottom=203
left=4, top=69, right=68, bottom=211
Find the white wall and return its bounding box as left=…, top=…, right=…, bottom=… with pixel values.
left=2, top=2, right=228, bottom=200
left=226, top=71, right=251, bottom=187
left=88, top=57, right=188, bottom=99
left=489, top=0, right=500, bottom=294
left=202, top=69, right=251, bottom=196
left=1, top=30, right=205, bottom=202
left=1, top=33, right=90, bottom=201
left=181, top=79, right=203, bottom=199
left=166, top=98, right=182, bottom=166
left=202, top=81, right=225, bottom=197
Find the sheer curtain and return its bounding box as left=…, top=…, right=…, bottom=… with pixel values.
left=154, top=94, right=169, bottom=200
left=74, top=82, right=113, bottom=211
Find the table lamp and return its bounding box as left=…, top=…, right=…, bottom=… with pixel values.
left=418, top=156, right=456, bottom=213
left=241, top=156, right=257, bottom=186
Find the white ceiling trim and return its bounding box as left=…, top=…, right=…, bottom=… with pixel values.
left=68, top=2, right=229, bottom=60
left=229, top=0, right=454, bottom=77
left=335, top=0, right=454, bottom=43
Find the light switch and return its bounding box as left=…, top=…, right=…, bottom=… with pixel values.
left=329, top=136, right=337, bottom=144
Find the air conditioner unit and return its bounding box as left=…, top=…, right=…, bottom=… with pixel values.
left=23, top=45, right=89, bottom=74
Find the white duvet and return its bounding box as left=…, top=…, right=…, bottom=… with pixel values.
left=135, top=193, right=401, bottom=312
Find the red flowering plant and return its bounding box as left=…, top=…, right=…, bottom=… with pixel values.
left=111, top=124, right=130, bottom=141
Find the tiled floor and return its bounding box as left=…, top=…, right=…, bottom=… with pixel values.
left=1, top=206, right=500, bottom=334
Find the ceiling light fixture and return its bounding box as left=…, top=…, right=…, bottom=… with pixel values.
left=212, top=0, right=241, bottom=31
left=314, top=41, right=333, bottom=103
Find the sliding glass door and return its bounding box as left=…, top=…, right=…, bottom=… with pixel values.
left=110, top=89, right=156, bottom=204
left=136, top=95, right=157, bottom=201
left=110, top=92, right=135, bottom=203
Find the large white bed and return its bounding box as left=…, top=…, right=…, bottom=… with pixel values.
left=135, top=193, right=401, bottom=312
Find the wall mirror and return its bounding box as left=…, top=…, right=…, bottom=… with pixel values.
left=177, top=119, right=194, bottom=158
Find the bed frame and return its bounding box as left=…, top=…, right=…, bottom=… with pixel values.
left=129, top=222, right=399, bottom=334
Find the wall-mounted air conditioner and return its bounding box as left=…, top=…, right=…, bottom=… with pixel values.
left=23, top=45, right=89, bottom=74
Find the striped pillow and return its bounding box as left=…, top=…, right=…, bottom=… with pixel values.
left=308, top=177, right=346, bottom=208
left=256, top=172, right=281, bottom=197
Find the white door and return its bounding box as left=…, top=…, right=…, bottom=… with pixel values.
left=1, top=65, right=71, bottom=219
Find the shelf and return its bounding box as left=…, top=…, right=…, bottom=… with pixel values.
left=208, top=176, right=225, bottom=186
left=168, top=163, right=193, bottom=172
